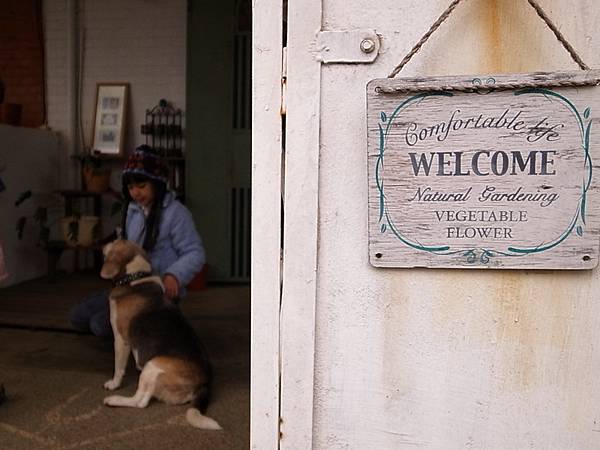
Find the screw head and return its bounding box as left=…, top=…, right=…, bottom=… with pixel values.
left=360, top=38, right=376, bottom=54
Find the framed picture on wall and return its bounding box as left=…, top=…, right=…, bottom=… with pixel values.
left=92, top=83, right=129, bottom=157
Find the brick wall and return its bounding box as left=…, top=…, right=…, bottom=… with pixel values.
left=0, top=0, right=45, bottom=127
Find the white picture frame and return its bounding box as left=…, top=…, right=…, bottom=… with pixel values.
left=92, top=83, right=129, bottom=157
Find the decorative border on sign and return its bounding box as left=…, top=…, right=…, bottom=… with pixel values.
left=375, top=87, right=593, bottom=264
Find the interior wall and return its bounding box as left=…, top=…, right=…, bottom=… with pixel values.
left=299, top=0, right=600, bottom=448
left=43, top=0, right=187, bottom=192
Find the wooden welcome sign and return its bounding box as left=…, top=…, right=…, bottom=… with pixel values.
left=367, top=70, right=600, bottom=269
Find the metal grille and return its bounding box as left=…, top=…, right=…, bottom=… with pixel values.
left=233, top=32, right=252, bottom=129
left=230, top=187, right=251, bottom=280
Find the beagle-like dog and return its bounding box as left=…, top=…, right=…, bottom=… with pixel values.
left=100, top=239, right=220, bottom=430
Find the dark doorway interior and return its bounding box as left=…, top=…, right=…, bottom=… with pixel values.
left=186, top=0, right=252, bottom=282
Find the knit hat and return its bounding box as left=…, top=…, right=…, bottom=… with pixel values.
left=122, top=145, right=168, bottom=185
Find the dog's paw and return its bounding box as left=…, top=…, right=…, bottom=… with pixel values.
left=103, top=395, right=119, bottom=406
left=103, top=379, right=121, bottom=390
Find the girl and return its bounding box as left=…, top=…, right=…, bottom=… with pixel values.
left=70, top=145, right=205, bottom=337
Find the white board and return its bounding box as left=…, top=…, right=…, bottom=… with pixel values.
left=367, top=70, right=600, bottom=269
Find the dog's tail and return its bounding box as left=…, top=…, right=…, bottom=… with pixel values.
left=185, top=384, right=222, bottom=430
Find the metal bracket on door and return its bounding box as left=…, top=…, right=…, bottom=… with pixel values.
left=316, top=29, right=380, bottom=64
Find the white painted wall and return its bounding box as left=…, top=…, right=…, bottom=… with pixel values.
left=278, top=0, right=600, bottom=448
left=43, top=0, right=187, bottom=190
left=44, top=0, right=74, bottom=190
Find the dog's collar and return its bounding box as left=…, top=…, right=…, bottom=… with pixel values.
left=113, top=271, right=154, bottom=287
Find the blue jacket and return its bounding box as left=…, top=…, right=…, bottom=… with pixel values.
left=125, top=192, right=205, bottom=296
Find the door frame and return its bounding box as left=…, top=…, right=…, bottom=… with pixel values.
left=252, top=0, right=321, bottom=447
left=251, top=0, right=283, bottom=448
left=279, top=0, right=322, bottom=448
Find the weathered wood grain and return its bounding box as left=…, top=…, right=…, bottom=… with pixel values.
left=251, top=0, right=284, bottom=448
left=367, top=70, right=600, bottom=269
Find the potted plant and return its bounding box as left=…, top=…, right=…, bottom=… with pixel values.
left=79, top=149, right=111, bottom=193
left=15, top=190, right=52, bottom=246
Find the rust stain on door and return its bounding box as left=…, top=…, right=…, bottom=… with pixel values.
left=476, top=0, right=545, bottom=73
left=480, top=0, right=503, bottom=73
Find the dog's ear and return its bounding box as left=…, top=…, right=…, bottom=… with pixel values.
left=100, top=261, right=120, bottom=279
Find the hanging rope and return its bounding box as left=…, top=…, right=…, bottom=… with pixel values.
left=387, top=0, right=464, bottom=78
left=375, top=77, right=600, bottom=94
left=526, top=0, right=589, bottom=70
left=387, top=0, right=590, bottom=79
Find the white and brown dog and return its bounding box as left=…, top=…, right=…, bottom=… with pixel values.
left=100, top=239, right=220, bottom=430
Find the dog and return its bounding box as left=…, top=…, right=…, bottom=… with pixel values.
left=99, top=239, right=221, bottom=430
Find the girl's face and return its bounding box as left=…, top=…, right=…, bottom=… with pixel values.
left=128, top=180, right=155, bottom=208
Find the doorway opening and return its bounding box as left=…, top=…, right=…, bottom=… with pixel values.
left=187, top=0, right=252, bottom=283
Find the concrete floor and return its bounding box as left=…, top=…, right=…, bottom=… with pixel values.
left=0, top=273, right=250, bottom=449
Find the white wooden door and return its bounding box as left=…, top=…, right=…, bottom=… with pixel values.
left=251, top=1, right=283, bottom=449
left=275, top=1, right=600, bottom=449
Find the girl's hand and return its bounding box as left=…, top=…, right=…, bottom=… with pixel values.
left=163, top=274, right=180, bottom=300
